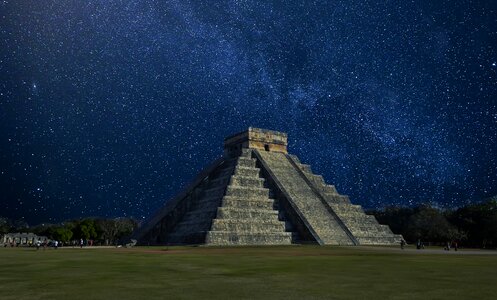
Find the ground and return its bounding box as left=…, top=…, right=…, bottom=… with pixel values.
left=0, top=245, right=496, bottom=299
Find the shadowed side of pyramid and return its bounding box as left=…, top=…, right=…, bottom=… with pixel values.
left=133, top=128, right=402, bottom=246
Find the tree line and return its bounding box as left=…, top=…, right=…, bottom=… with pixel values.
left=0, top=217, right=138, bottom=246
left=2, top=198, right=496, bottom=248
left=369, top=198, right=497, bottom=248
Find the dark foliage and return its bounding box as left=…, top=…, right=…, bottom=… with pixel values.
left=371, top=199, right=497, bottom=248
left=0, top=216, right=138, bottom=246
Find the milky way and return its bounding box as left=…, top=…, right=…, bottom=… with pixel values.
left=1, top=1, right=496, bottom=224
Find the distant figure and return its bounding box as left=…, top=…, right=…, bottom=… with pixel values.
left=453, top=241, right=458, bottom=251
left=36, top=240, right=41, bottom=250
left=80, top=239, right=84, bottom=248
left=400, top=239, right=406, bottom=250
left=416, top=239, right=421, bottom=250
left=444, top=241, right=451, bottom=251
left=54, top=240, right=58, bottom=249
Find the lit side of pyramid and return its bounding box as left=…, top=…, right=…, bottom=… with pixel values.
left=133, top=128, right=402, bottom=245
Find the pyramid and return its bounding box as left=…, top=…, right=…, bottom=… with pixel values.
left=133, top=128, right=402, bottom=246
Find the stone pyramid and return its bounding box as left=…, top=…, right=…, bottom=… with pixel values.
left=133, top=128, right=402, bottom=246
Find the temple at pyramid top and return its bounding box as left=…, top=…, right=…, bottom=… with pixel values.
left=133, top=128, right=402, bottom=246
left=224, top=127, right=288, bottom=156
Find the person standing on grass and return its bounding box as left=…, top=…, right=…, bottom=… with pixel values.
left=36, top=240, right=41, bottom=250
left=400, top=239, right=406, bottom=250
left=80, top=238, right=84, bottom=248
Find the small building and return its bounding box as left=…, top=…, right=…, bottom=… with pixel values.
left=1, top=232, right=48, bottom=246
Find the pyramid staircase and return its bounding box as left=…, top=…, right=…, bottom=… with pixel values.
left=287, top=155, right=402, bottom=245
left=134, top=128, right=402, bottom=246
left=166, top=149, right=292, bottom=245
left=256, top=151, right=357, bottom=245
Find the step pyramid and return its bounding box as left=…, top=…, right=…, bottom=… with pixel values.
left=133, top=128, right=402, bottom=246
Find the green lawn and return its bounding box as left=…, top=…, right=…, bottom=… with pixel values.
left=0, top=246, right=496, bottom=299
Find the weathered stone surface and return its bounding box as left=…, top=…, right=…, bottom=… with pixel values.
left=133, top=128, right=402, bottom=246
left=224, top=127, right=288, bottom=156
left=256, top=150, right=356, bottom=246
left=289, top=156, right=402, bottom=245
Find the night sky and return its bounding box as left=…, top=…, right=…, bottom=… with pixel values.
left=1, top=1, right=496, bottom=225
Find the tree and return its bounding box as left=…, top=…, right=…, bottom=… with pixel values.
left=406, top=205, right=459, bottom=243
left=0, top=217, right=12, bottom=234
left=96, top=218, right=137, bottom=245
left=74, top=219, right=97, bottom=240
left=51, top=226, right=73, bottom=242
left=449, top=199, right=497, bottom=248
left=371, top=205, right=463, bottom=244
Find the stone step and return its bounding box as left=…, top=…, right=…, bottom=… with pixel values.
left=299, top=164, right=312, bottom=173
left=206, top=231, right=292, bottom=245
left=324, top=194, right=351, bottom=204
left=225, top=186, right=269, bottom=199
left=256, top=151, right=357, bottom=245
left=221, top=197, right=275, bottom=210
left=211, top=219, right=286, bottom=232
left=234, top=166, right=260, bottom=177
left=357, top=236, right=402, bottom=245
left=264, top=165, right=294, bottom=171
left=288, top=154, right=301, bottom=164
left=194, top=196, right=223, bottom=210
left=336, top=212, right=374, bottom=219
left=346, top=224, right=391, bottom=234
left=218, top=166, right=235, bottom=177
left=298, top=169, right=339, bottom=195
left=322, top=184, right=337, bottom=194
left=222, top=194, right=273, bottom=202
left=335, top=216, right=373, bottom=225
left=351, top=231, right=395, bottom=240
left=208, top=175, right=232, bottom=187
left=329, top=204, right=364, bottom=214
left=308, top=174, right=325, bottom=186
left=338, top=215, right=377, bottom=224
left=182, top=209, right=218, bottom=221
left=216, top=207, right=279, bottom=219
left=203, top=186, right=227, bottom=198
left=379, top=224, right=394, bottom=231
left=172, top=219, right=213, bottom=234
left=339, top=220, right=391, bottom=234
left=241, top=148, right=253, bottom=158
left=235, top=157, right=257, bottom=168
left=229, top=175, right=265, bottom=188
left=304, top=220, right=354, bottom=234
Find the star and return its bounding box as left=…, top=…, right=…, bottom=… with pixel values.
left=0, top=1, right=495, bottom=224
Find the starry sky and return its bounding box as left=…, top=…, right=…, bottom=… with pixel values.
left=1, top=0, right=496, bottom=224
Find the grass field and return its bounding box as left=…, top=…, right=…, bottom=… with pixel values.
left=1, top=245, right=496, bottom=299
